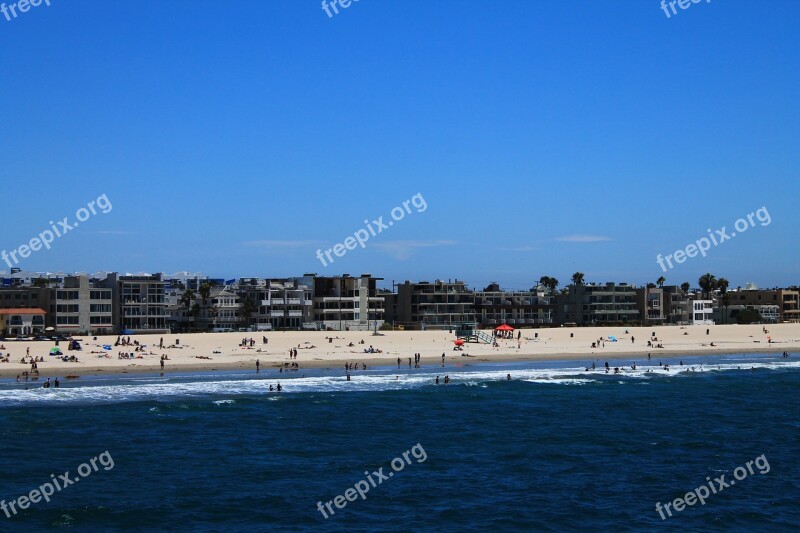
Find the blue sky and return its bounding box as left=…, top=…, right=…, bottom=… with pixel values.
left=1, top=0, right=798, bottom=290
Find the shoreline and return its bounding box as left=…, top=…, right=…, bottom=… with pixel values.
left=0, top=324, right=796, bottom=379
left=0, top=345, right=793, bottom=380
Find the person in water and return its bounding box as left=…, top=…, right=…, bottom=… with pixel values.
left=277, top=383, right=282, bottom=392
left=435, top=376, right=439, bottom=385
left=507, top=374, right=512, bottom=381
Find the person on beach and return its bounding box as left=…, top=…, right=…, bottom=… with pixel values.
left=256, top=359, right=260, bottom=373
left=160, top=356, right=165, bottom=370
left=397, top=357, right=401, bottom=368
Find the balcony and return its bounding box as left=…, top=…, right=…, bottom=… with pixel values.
left=288, top=310, right=303, bottom=317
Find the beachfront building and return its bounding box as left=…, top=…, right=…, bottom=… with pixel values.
left=393, top=280, right=475, bottom=329
left=311, top=274, right=384, bottom=331
left=205, top=287, right=240, bottom=331
left=714, top=304, right=779, bottom=324
left=473, top=283, right=554, bottom=327
left=724, top=287, right=800, bottom=323
left=690, top=299, right=715, bottom=325
left=559, top=282, right=640, bottom=326
left=0, top=308, right=46, bottom=336
left=234, top=277, right=314, bottom=330
left=0, top=285, right=47, bottom=311
left=636, top=287, right=666, bottom=325
left=46, top=275, right=114, bottom=335
left=101, top=273, right=169, bottom=333
left=661, top=286, right=692, bottom=325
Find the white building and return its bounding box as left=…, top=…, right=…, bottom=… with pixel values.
left=691, top=299, right=715, bottom=325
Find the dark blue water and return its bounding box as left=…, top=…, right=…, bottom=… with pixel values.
left=1, top=355, right=798, bottom=531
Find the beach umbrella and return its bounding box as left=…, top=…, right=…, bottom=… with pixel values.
left=49, top=347, right=62, bottom=355
left=454, top=339, right=465, bottom=346
left=495, top=324, right=515, bottom=331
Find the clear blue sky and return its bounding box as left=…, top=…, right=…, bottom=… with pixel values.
left=1, top=0, right=798, bottom=290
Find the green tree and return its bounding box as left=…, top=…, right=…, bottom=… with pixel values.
left=698, top=273, right=717, bottom=299
left=240, top=296, right=258, bottom=328
left=736, top=308, right=761, bottom=324
left=681, top=282, right=691, bottom=293
left=179, top=289, right=196, bottom=331
left=571, top=272, right=585, bottom=286
left=657, top=276, right=666, bottom=288
left=538, top=276, right=559, bottom=294
left=717, top=277, right=730, bottom=324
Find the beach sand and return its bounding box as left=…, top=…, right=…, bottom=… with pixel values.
left=1, top=324, right=798, bottom=379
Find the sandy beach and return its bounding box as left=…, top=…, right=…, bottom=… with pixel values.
left=1, top=323, right=798, bottom=379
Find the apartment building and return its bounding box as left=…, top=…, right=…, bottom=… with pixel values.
left=394, top=280, right=475, bottom=329
left=47, top=275, right=114, bottom=335
left=235, top=277, right=314, bottom=330
left=559, top=282, right=640, bottom=325
left=312, top=274, right=384, bottom=331
left=725, top=288, right=800, bottom=323
left=473, top=283, right=554, bottom=327
left=102, top=273, right=169, bottom=333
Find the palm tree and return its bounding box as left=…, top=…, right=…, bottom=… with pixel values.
left=179, top=289, right=196, bottom=331
left=240, top=296, right=258, bottom=329
left=717, top=277, right=730, bottom=323
left=698, top=273, right=717, bottom=299
left=199, top=283, right=212, bottom=331
left=538, top=276, right=559, bottom=295
left=681, top=282, right=691, bottom=294
left=190, top=302, right=202, bottom=330
left=657, top=276, right=666, bottom=288
left=571, top=272, right=585, bottom=286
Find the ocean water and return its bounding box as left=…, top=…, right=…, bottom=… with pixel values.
left=1, top=353, right=798, bottom=532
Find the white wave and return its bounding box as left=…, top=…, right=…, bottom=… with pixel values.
left=0, top=360, right=797, bottom=405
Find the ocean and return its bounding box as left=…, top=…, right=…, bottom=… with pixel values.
left=1, top=353, right=798, bottom=531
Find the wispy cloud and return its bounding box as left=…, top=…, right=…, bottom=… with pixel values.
left=244, top=240, right=321, bottom=249
left=373, top=240, right=457, bottom=260
left=555, top=235, right=612, bottom=243
left=87, top=230, right=139, bottom=235
left=498, top=245, right=537, bottom=252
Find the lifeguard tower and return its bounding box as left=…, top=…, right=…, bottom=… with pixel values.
left=454, top=322, right=493, bottom=344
